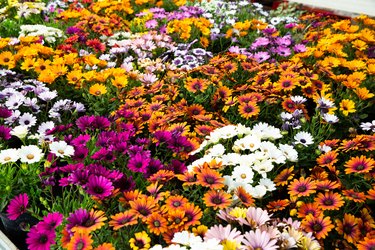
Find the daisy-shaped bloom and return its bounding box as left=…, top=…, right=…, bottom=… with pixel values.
left=366, top=188, right=375, bottom=200
left=0, top=148, right=19, bottom=164
left=109, top=211, right=138, bottom=230
left=297, top=202, right=322, bottom=219
left=184, top=77, right=209, bottom=93
left=26, top=224, right=56, bottom=250
left=335, top=213, right=361, bottom=244
left=0, top=125, right=11, bottom=140
left=240, top=207, right=272, bottom=228
left=38, top=212, right=64, bottom=232
left=360, top=120, right=375, bottom=132
left=301, top=214, right=334, bottom=240
left=357, top=237, right=375, bottom=250
left=288, top=177, right=317, bottom=197
left=294, top=131, right=314, bottom=147
left=274, top=166, right=294, bottom=186
left=129, top=196, right=158, bottom=222
left=203, top=190, right=232, bottom=210
left=66, top=230, right=93, bottom=250
left=316, top=150, right=338, bottom=167
left=146, top=212, right=168, bottom=235
left=172, top=230, right=202, bottom=246
left=231, top=165, right=254, bottom=185
left=164, top=195, right=188, bottom=210
left=67, top=208, right=107, bottom=233
left=238, top=102, right=260, bottom=119
left=182, top=203, right=202, bottom=228
left=344, top=155, right=375, bottom=174
left=315, top=180, right=341, bottom=191
left=314, top=191, right=344, bottom=210
left=49, top=141, right=75, bottom=158
left=196, top=167, right=224, bottom=189
left=267, top=199, right=290, bottom=212
left=242, top=229, right=278, bottom=250
left=89, top=83, right=107, bottom=96
left=339, top=99, right=356, bottom=116
left=234, top=186, right=254, bottom=207
left=278, top=144, right=298, bottom=162
left=129, top=231, right=151, bottom=250
left=168, top=210, right=188, bottom=230
left=6, top=193, right=29, bottom=220
left=86, top=175, right=114, bottom=199
left=18, top=145, right=43, bottom=164
left=10, top=125, right=28, bottom=139
left=205, top=224, right=243, bottom=246
left=94, top=243, right=115, bottom=250
left=18, top=112, right=37, bottom=128
left=342, top=189, right=366, bottom=203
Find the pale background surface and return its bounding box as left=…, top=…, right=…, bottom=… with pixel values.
left=289, top=0, right=375, bottom=17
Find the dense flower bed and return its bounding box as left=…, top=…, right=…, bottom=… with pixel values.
left=0, top=0, right=375, bottom=249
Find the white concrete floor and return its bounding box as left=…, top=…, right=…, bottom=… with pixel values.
left=288, top=0, right=375, bottom=17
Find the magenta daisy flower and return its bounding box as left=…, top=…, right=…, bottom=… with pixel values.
left=6, top=193, right=29, bottom=220
left=26, top=225, right=56, bottom=250
left=86, top=175, right=114, bottom=199
left=127, top=152, right=150, bottom=173
left=38, top=212, right=64, bottom=232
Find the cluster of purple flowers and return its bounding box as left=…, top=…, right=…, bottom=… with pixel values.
left=229, top=27, right=307, bottom=63
left=170, top=40, right=213, bottom=70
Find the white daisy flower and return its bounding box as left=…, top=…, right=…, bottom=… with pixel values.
left=233, top=134, right=261, bottom=152
left=49, top=141, right=75, bottom=157
left=252, top=159, right=274, bottom=175
left=19, top=112, right=37, bottom=128
left=278, top=144, right=298, bottom=162
left=18, top=145, right=43, bottom=164
left=322, top=113, right=339, bottom=124
left=5, top=94, right=25, bottom=110
left=206, top=143, right=225, bottom=157
left=294, top=131, right=314, bottom=147
left=172, top=231, right=202, bottom=246
left=245, top=184, right=267, bottom=199
left=10, top=125, right=29, bottom=139
left=318, top=144, right=332, bottom=153
left=360, top=120, right=375, bottom=132
left=258, top=178, right=276, bottom=192
left=0, top=149, right=19, bottom=164
left=232, top=165, right=254, bottom=184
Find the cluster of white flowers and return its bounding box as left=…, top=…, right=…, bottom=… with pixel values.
left=0, top=1, right=46, bottom=20
left=0, top=70, right=85, bottom=143
left=195, top=0, right=267, bottom=40
left=19, top=24, right=65, bottom=43
left=150, top=231, right=223, bottom=250
left=188, top=123, right=298, bottom=198
left=0, top=141, right=74, bottom=165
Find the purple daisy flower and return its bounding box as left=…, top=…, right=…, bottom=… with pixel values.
left=96, top=131, right=116, bottom=147
left=145, top=19, right=158, bottom=29
left=253, top=51, right=270, bottom=63
left=127, top=152, right=150, bottom=173
left=145, top=158, right=164, bottom=178
left=86, top=163, right=112, bottom=179
left=276, top=46, right=291, bottom=57
left=167, top=159, right=187, bottom=174
left=293, top=44, right=307, bottom=53
left=68, top=169, right=90, bottom=187
left=0, top=125, right=11, bottom=140
left=72, top=146, right=89, bottom=162
left=6, top=193, right=29, bottom=220
left=66, top=208, right=89, bottom=232
left=0, top=107, right=12, bottom=118
left=38, top=212, right=64, bottom=232
left=153, top=130, right=172, bottom=146
left=113, top=174, right=136, bottom=192
left=92, top=116, right=110, bottom=130
left=91, top=147, right=116, bottom=163
left=71, top=134, right=91, bottom=147
left=86, top=175, right=114, bottom=199
left=76, top=115, right=95, bottom=132
left=26, top=224, right=56, bottom=250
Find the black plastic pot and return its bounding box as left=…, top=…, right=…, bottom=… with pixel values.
left=0, top=213, right=39, bottom=250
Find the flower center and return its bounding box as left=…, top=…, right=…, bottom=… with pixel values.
left=324, top=199, right=333, bottom=206
left=4, top=156, right=11, bottom=161
left=26, top=154, right=35, bottom=160
left=95, top=91, right=101, bottom=95
left=297, top=185, right=307, bottom=192
left=313, top=223, right=322, bottom=232
left=240, top=174, right=247, bottom=179
left=58, top=149, right=65, bottom=154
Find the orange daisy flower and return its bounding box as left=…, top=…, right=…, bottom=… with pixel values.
left=89, top=83, right=107, bottom=96
left=266, top=199, right=290, bottom=212
left=109, top=211, right=138, bottom=230
left=176, top=171, right=197, bottom=186
left=203, top=190, right=232, bottom=210
left=234, top=186, right=254, bottom=207
left=148, top=170, right=175, bottom=184
left=185, top=77, right=210, bottom=93
left=94, top=243, right=115, bottom=250
left=182, top=203, right=203, bottom=228
left=146, top=212, right=168, bottom=236
left=129, top=197, right=157, bottom=222
left=274, top=166, right=294, bottom=186
left=66, top=230, right=93, bottom=250
left=315, top=180, right=341, bottom=191
left=297, top=202, right=322, bottom=219
left=288, top=177, right=317, bottom=197
left=187, top=104, right=206, bottom=117
left=357, top=237, right=375, bottom=250
left=281, top=98, right=297, bottom=113
left=164, top=195, right=189, bottom=210
left=344, top=155, right=375, bottom=174
left=238, top=102, right=260, bottom=119
left=301, top=214, right=334, bottom=240
left=129, top=231, right=151, bottom=250
left=336, top=213, right=361, bottom=244
left=342, top=189, right=366, bottom=203
left=196, top=167, right=224, bottom=189
left=314, top=191, right=344, bottom=210
left=168, top=210, right=188, bottom=230
left=316, top=150, right=339, bottom=168
left=366, top=188, right=375, bottom=200
left=277, top=75, right=298, bottom=91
